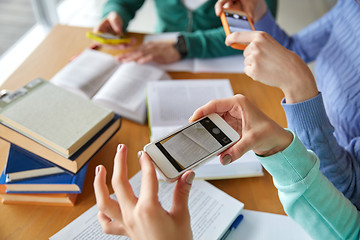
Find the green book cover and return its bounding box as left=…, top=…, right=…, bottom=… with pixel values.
left=0, top=78, right=114, bottom=157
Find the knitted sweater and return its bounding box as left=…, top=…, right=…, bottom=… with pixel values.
left=255, top=0, right=360, bottom=209
left=257, top=130, right=360, bottom=240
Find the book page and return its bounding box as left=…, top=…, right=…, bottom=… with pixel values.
left=147, top=80, right=234, bottom=127
left=51, top=49, right=119, bottom=99
left=92, top=62, right=166, bottom=113
left=50, top=171, right=244, bottom=240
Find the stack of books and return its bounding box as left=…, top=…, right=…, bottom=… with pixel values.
left=0, top=79, right=121, bottom=206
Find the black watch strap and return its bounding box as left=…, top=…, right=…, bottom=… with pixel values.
left=173, top=35, right=188, bottom=59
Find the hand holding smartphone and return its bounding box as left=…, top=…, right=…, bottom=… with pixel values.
left=144, top=113, right=240, bottom=182
left=220, top=8, right=255, bottom=50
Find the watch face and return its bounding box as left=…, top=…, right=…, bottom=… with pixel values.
left=175, top=35, right=187, bottom=58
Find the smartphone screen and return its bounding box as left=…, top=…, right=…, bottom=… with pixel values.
left=155, top=117, right=232, bottom=172
left=225, top=11, right=252, bottom=33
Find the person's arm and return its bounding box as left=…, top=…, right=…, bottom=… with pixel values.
left=102, top=0, right=145, bottom=33
left=254, top=1, right=340, bottom=63
left=181, top=28, right=240, bottom=59
left=257, top=130, right=360, bottom=240
left=282, top=93, right=360, bottom=210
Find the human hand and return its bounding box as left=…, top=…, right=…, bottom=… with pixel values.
left=94, top=11, right=123, bottom=36
left=226, top=31, right=318, bottom=103
left=215, top=0, right=267, bottom=22
left=93, top=144, right=194, bottom=240
left=117, top=41, right=181, bottom=64
left=190, top=94, right=293, bottom=164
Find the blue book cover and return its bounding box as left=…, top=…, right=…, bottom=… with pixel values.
left=4, top=144, right=65, bottom=182
left=0, top=160, right=89, bottom=194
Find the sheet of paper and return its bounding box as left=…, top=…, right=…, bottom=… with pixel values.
left=50, top=171, right=244, bottom=240
left=147, top=79, right=234, bottom=127
left=227, top=210, right=312, bottom=240
left=194, top=55, right=244, bottom=73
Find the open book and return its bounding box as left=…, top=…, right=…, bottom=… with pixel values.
left=146, top=80, right=263, bottom=180
left=144, top=33, right=245, bottom=73
left=50, top=171, right=244, bottom=240
left=51, top=49, right=170, bottom=124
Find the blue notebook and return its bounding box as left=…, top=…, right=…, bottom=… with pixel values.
left=4, top=144, right=65, bottom=182
left=0, top=157, right=88, bottom=194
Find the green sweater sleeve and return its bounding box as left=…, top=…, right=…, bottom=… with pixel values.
left=256, top=130, right=360, bottom=240
left=102, top=0, right=145, bottom=32
left=181, top=27, right=240, bottom=59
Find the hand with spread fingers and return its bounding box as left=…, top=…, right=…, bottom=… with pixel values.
left=225, top=31, right=318, bottom=104
left=190, top=94, right=293, bottom=165
left=94, top=11, right=123, bottom=36
left=93, top=144, right=194, bottom=240
left=116, top=41, right=181, bottom=64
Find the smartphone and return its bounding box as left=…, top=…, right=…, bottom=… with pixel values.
left=86, top=32, right=131, bottom=44
left=144, top=113, right=240, bottom=181
left=220, top=8, right=255, bottom=50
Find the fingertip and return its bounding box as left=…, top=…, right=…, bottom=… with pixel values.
left=220, top=154, right=233, bottom=165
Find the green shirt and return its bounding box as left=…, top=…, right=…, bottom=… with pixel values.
left=257, top=130, right=360, bottom=240
left=102, top=0, right=277, bottom=59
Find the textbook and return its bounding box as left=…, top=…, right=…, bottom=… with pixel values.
left=5, top=144, right=64, bottom=182
left=146, top=80, right=263, bottom=180
left=50, top=171, right=244, bottom=240
left=0, top=161, right=88, bottom=193
left=0, top=115, right=121, bottom=174
left=0, top=187, right=78, bottom=207
left=51, top=49, right=170, bottom=124
left=0, top=79, right=114, bottom=158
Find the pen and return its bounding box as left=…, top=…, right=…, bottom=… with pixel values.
left=220, top=214, right=244, bottom=240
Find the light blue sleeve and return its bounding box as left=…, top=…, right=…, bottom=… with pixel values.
left=282, top=93, right=360, bottom=210
left=254, top=2, right=339, bottom=63
left=257, top=130, right=360, bottom=240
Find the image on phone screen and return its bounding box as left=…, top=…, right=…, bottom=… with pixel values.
left=155, top=117, right=232, bottom=172
left=225, top=11, right=252, bottom=33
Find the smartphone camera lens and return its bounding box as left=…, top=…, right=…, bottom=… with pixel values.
left=212, top=128, right=221, bottom=134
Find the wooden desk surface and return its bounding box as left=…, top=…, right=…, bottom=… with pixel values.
left=0, top=25, right=287, bottom=239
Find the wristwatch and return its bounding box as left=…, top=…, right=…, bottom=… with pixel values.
left=173, top=35, right=188, bottom=59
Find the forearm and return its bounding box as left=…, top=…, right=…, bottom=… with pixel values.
left=102, top=0, right=144, bottom=31
left=282, top=93, right=360, bottom=209
left=257, top=131, right=360, bottom=239
left=182, top=28, right=240, bottom=59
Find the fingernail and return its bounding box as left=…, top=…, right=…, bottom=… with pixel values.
left=95, top=166, right=100, bottom=176
left=188, top=115, right=193, bottom=121
left=137, top=151, right=142, bottom=159
left=186, top=172, right=195, bottom=185
left=221, top=154, right=232, bottom=165
left=117, top=144, right=122, bottom=152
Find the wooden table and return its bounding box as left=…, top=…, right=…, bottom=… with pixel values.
left=0, top=25, right=287, bottom=239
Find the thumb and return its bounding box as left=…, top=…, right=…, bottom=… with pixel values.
left=170, top=171, right=195, bottom=216
left=225, top=31, right=257, bottom=46
left=109, top=13, right=123, bottom=36
left=220, top=136, right=253, bottom=165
